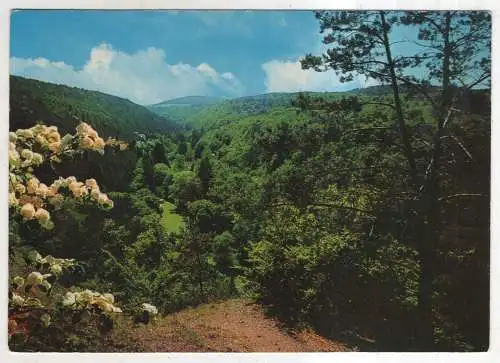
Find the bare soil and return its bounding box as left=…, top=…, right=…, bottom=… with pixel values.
left=125, top=299, right=350, bottom=352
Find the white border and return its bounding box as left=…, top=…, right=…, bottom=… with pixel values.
left=1, top=1, right=498, bottom=363
left=0, top=0, right=498, bottom=10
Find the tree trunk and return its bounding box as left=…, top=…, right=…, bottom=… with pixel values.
left=417, top=11, right=453, bottom=350
left=196, top=246, right=206, bottom=303
left=380, top=11, right=437, bottom=350
left=416, top=211, right=437, bottom=350
left=379, top=11, right=418, bottom=185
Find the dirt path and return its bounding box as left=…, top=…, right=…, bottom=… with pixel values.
left=127, top=299, right=349, bottom=352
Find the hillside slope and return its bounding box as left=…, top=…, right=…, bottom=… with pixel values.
left=10, top=76, right=179, bottom=140
left=9, top=76, right=181, bottom=191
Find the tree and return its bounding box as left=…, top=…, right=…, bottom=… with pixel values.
left=152, top=141, right=168, bottom=165
left=400, top=10, right=491, bottom=350
left=153, top=163, right=171, bottom=198
left=168, top=171, right=202, bottom=212
left=197, top=155, right=213, bottom=195
left=302, top=10, right=491, bottom=349
left=301, top=11, right=418, bottom=183
left=187, top=199, right=231, bottom=234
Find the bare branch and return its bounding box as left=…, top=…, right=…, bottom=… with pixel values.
left=441, top=108, right=454, bottom=129
left=438, top=193, right=487, bottom=202
left=390, top=40, right=408, bottom=45
left=420, top=108, right=455, bottom=193
left=415, top=137, right=432, bottom=147
left=466, top=73, right=491, bottom=90
left=413, top=40, right=441, bottom=51
left=443, top=135, right=474, bottom=161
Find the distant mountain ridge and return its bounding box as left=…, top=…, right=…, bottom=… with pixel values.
left=146, top=89, right=360, bottom=126
left=145, top=86, right=396, bottom=124
left=146, top=84, right=488, bottom=128
left=148, top=85, right=395, bottom=109
left=149, top=96, right=223, bottom=108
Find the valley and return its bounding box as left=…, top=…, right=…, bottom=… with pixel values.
left=8, top=9, right=491, bottom=354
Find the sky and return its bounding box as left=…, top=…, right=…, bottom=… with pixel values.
left=9, top=10, right=416, bottom=105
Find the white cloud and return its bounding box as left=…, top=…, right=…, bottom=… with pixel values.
left=262, top=59, right=380, bottom=93
left=263, top=26, right=383, bottom=94
left=358, top=74, right=381, bottom=88
left=262, top=59, right=344, bottom=93
left=10, top=43, right=244, bottom=105
left=221, top=72, right=235, bottom=80
left=197, top=63, right=218, bottom=79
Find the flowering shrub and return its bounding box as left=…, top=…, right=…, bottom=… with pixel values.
left=132, top=303, right=159, bottom=325
left=8, top=250, right=123, bottom=338
left=8, top=122, right=158, bottom=350
left=8, top=122, right=125, bottom=230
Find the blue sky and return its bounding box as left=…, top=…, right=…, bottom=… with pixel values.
left=10, top=10, right=421, bottom=105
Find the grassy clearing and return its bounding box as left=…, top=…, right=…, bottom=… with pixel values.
left=161, top=201, right=185, bottom=234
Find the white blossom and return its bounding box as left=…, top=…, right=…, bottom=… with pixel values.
left=62, top=292, right=76, bottom=307
left=26, top=271, right=43, bottom=286
left=11, top=293, right=25, bottom=306
left=142, top=303, right=158, bottom=315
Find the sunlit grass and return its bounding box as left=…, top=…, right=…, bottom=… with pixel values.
left=161, top=201, right=185, bottom=234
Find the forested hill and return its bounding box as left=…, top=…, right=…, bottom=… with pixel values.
left=9, top=75, right=179, bottom=192
left=146, top=85, right=430, bottom=127
left=150, top=95, right=223, bottom=107
left=147, top=91, right=343, bottom=125
left=148, top=85, right=489, bottom=130
left=10, top=76, right=180, bottom=140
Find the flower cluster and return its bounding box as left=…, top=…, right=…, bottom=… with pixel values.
left=141, top=303, right=158, bottom=316
left=10, top=251, right=77, bottom=312
left=10, top=122, right=121, bottom=174
left=9, top=250, right=122, bottom=336
left=9, top=139, right=44, bottom=170
left=10, top=174, right=113, bottom=229
left=9, top=125, right=69, bottom=170
left=76, top=122, right=106, bottom=153
left=105, top=136, right=129, bottom=151
left=10, top=271, right=53, bottom=309
left=27, top=250, right=76, bottom=276
left=9, top=122, right=120, bottom=229
left=62, top=290, right=122, bottom=314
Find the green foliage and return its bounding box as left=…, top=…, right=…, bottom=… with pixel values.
left=168, top=170, right=202, bottom=212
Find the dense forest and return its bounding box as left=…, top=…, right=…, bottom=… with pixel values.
left=8, top=10, right=490, bottom=352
